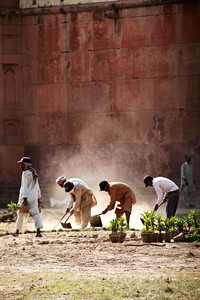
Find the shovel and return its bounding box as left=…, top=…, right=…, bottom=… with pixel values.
left=61, top=212, right=73, bottom=229
left=52, top=212, right=68, bottom=230
left=140, top=199, right=167, bottom=225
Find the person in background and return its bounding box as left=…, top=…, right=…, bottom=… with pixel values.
left=56, top=176, right=97, bottom=229
left=99, top=181, right=136, bottom=228
left=13, top=157, right=43, bottom=237
left=143, top=175, right=179, bottom=218
left=181, top=153, right=196, bottom=208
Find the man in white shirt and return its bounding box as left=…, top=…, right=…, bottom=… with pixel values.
left=143, top=175, right=180, bottom=218
left=13, top=157, right=43, bottom=237
left=56, top=176, right=97, bottom=229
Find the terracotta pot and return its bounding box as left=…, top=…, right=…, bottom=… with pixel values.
left=90, top=215, right=102, bottom=227
left=141, top=231, right=154, bottom=243
left=151, top=232, right=158, bottom=242
left=157, top=232, right=165, bottom=243
left=118, top=232, right=127, bottom=243
left=109, top=232, right=120, bottom=243
left=164, top=231, right=172, bottom=242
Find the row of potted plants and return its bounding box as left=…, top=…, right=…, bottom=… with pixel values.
left=140, top=209, right=200, bottom=243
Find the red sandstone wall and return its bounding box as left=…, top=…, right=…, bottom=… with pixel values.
left=0, top=0, right=200, bottom=206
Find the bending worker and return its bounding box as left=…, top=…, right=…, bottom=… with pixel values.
left=56, top=176, right=97, bottom=229
left=143, top=175, right=180, bottom=218
left=99, top=180, right=136, bottom=228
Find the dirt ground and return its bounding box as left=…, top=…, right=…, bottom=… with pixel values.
left=0, top=209, right=200, bottom=299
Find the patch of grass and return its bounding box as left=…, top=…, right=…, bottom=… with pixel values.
left=0, top=269, right=199, bottom=300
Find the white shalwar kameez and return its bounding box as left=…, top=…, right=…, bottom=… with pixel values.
left=16, top=168, right=43, bottom=232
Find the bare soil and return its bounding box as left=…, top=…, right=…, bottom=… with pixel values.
left=0, top=209, right=200, bottom=299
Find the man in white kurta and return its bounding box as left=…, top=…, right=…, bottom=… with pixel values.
left=56, top=176, right=97, bottom=229
left=14, top=157, right=43, bottom=237
left=181, top=153, right=196, bottom=208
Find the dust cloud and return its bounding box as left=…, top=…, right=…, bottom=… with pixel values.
left=40, top=142, right=160, bottom=230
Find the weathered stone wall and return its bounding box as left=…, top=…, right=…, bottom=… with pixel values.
left=0, top=0, right=199, bottom=207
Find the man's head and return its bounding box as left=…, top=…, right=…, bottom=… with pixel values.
left=56, top=176, right=66, bottom=187
left=143, top=175, right=153, bottom=187
left=17, top=157, right=32, bottom=171
left=185, top=153, right=192, bottom=164
left=99, top=180, right=109, bottom=192
left=64, top=181, right=74, bottom=192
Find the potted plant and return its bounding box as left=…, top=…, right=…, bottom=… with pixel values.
left=7, top=201, right=20, bottom=213
left=5, top=201, right=20, bottom=222
left=155, top=214, right=165, bottom=242
left=118, top=216, right=127, bottom=243
left=140, top=211, right=158, bottom=243
left=188, top=209, right=200, bottom=229
left=109, top=218, right=120, bottom=243
left=163, top=217, right=173, bottom=242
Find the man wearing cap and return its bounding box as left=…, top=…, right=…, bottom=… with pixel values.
left=99, top=181, right=136, bottom=228
left=13, top=157, right=43, bottom=237
left=56, top=176, right=97, bottom=229
left=180, top=153, right=196, bottom=208
left=143, top=175, right=180, bottom=218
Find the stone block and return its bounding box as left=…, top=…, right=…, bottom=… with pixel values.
left=156, top=13, right=181, bottom=45
left=24, top=115, right=39, bottom=145
left=133, top=45, right=179, bottom=78
left=185, top=77, right=200, bottom=109
left=0, top=146, right=23, bottom=183
left=69, top=19, right=92, bottom=51
left=93, top=112, right=135, bottom=143
left=24, top=115, right=69, bottom=145
left=121, top=16, right=156, bottom=47
left=180, top=44, right=200, bottom=76
left=157, top=77, right=186, bottom=109
left=92, top=50, right=110, bottom=81
left=92, top=19, right=113, bottom=49
left=182, top=110, right=200, bottom=140
left=49, top=83, right=69, bottom=114
left=23, top=83, right=69, bottom=115
left=23, top=53, right=50, bottom=84
left=70, top=51, right=91, bottom=82
left=69, top=81, right=110, bottom=112
left=180, top=12, right=200, bottom=43
left=69, top=113, right=94, bottom=144
left=113, top=79, right=158, bottom=111
left=111, top=48, right=133, bottom=79
left=2, top=35, right=21, bottom=54
left=134, top=110, right=181, bottom=144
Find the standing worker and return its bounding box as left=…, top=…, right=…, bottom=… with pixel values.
left=99, top=181, right=136, bottom=228
left=56, top=176, right=97, bottom=229
left=143, top=175, right=180, bottom=218
left=13, top=157, right=43, bottom=237
left=180, top=153, right=196, bottom=208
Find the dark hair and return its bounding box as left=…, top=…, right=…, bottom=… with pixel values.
left=143, top=175, right=153, bottom=187
left=63, top=181, right=74, bottom=192
left=99, top=180, right=109, bottom=191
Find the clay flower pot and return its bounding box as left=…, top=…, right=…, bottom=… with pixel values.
left=157, top=232, right=165, bottom=243
left=164, top=231, right=172, bottom=242
left=141, top=231, right=153, bottom=243
left=109, top=232, right=120, bottom=243
left=118, top=232, right=127, bottom=243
